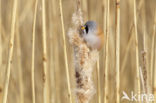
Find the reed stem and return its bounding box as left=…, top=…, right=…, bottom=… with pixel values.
left=0, top=0, right=1, bottom=70
left=150, top=10, right=156, bottom=93
left=31, top=0, right=38, bottom=103
left=41, top=0, right=49, bottom=102
left=104, top=0, right=109, bottom=102
left=2, top=0, right=17, bottom=103
left=154, top=46, right=156, bottom=98
left=134, top=0, right=141, bottom=96
left=59, top=0, right=72, bottom=103
left=115, top=0, right=120, bottom=102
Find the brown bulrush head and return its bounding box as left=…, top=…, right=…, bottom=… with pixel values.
left=68, top=9, right=98, bottom=103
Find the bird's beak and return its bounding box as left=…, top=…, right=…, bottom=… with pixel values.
left=81, top=26, right=85, bottom=30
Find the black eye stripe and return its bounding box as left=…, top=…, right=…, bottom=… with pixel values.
left=85, top=26, right=89, bottom=34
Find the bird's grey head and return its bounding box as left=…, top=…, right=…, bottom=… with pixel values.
left=81, top=21, right=97, bottom=35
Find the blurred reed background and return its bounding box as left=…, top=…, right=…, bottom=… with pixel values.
left=0, top=0, right=156, bottom=103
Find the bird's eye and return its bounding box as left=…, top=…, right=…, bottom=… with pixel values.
left=85, top=26, right=89, bottom=34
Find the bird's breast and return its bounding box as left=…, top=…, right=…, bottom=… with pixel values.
left=83, top=33, right=101, bottom=50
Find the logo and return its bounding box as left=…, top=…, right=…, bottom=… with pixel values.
left=121, top=91, right=155, bottom=102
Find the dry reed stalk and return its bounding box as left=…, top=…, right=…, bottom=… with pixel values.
left=141, top=50, right=148, bottom=93
left=104, top=26, right=109, bottom=103
left=141, top=1, right=150, bottom=95
left=141, top=48, right=149, bottom=103
left=121, top=0, right=143, bottom=72
left=142, top=4, right=151, bottom=93
left=150, top=10, right=156, bottom=90
left=96, top=58, right=101, bottom=103
left=59, top=0, right=72, bottom=103
left=134, top=0, right=141, bottom=95
left=103, top=0, right=107, bottom=37
left=140, top=3, right=148, bottom=94
left=115, top=0, right=120, bottom=102
left=0, top=0, right=2, bottom=100
left=154, top=46, right=156, bottom=98
left=0, top=0, right=2, bottom=71
left=31, top=0, right=38, bottom=103
left=41, top=0, right=49, bottom=103
left=2, top=0, right=17, bottom=103
left=104, top=0, right=109, bottom=102
left=15, top=12, right=24, bottom=103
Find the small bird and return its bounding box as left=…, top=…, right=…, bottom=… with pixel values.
left=80, top=21, right=104, bottom=50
